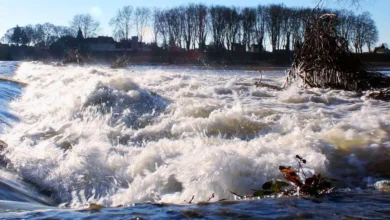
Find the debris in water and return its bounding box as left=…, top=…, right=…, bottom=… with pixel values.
left=231, top=155, right=334, bottom=198
left=374, top=180, right=390, bottom=193
left=364, top=88, right=390, bottom=101
left=0, top=140, right=7, bottom=150
left=284, top=12, right=390, bottom=93
left=84, top=203, right=105, bottom=211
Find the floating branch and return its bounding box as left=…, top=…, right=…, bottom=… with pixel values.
left=207, top=193, right=215, bottom=202
left=184, top=195, right=195, bottom=204
left=254, top=81, right=283, bottom=91
left=254, top=70, right=283, bottom=90
left=231, top=155, right=334, bottom=198
left=229, top=191, right=245, bottom=199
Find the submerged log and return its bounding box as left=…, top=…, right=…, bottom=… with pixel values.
left=254, top=81, right=282, bottom=91
left=234, top=81, right=282, bottom=91
left=0, top=76, right=28, bottom=86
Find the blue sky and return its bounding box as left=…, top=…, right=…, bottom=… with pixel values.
left=0, top=0, right=388, bottom=45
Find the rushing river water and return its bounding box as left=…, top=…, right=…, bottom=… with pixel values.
left=0, top=61, right=389, bottom=219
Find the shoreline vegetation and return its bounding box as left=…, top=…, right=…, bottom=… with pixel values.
left=1, top=42, right=390, bottom=71
left=2, top=46, right=390, bottom=71
left=0, top=0, right=388, bottom=72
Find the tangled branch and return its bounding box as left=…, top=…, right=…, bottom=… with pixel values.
left=284, top=13, right=390, bottom=93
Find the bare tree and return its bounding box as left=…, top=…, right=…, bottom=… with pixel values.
left=280, top=7, right=293, bottom=51
left=164, top=7, right=184, bottom=48
left=135, top=7, right=151, bottom=42
left=8, top=26, right=23, bottom=46
left=317, top=0, right=368, bottom=8
left=289, top=7, right=305, bottom=50
left=364, top=19, right=378, bottom=52
left=152, top=7, right=161, bottom=44
left=36, top=23, right=61, bottom=47
left=183, top=4, right=197, bottom=50
left=70, top=14, right=100, bottom=38
left=21, top=25, right=35, bottom=46
left=22, top=23, right=70, bottom=47
left=266, top=4, right=284, bottom=52
left=1, top=23, right=72, bottom=47
left=209, top=6, right=228, bottom=50
left=352, top=12, right=377, bottom=53
left=254, top=5, right=267, bottom=52
left=194, top=4, right=208, bottom=50
left=3, top=1, right=375, bottom=55
left=55, top=26, right=73, bottom=37
left=241, top=7, right=256, bottom=50
left=177, top=7, right=186, bottom=48
left=223, top=6, right=240, bottom=50
left=1, top=28, right=14, bottom=44
left=33, top=24, right=46, bottom=46
left=337, top=9, right=356, bottom=48
left=154, top=8, right=169, bottom=47
left=109, top=6, right=133, bottom=40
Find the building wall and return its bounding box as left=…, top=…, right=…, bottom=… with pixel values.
left=88, top=43, right=152, bottom=52
left=89, top=43, right=117, bottom=51
left=251, top=46, right=260, bottom=53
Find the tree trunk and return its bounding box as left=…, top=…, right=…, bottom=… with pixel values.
left=285, top=32, right=290, bottom=51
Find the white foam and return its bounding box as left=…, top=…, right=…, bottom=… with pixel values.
left=1, top=62, right=390, bottom=207
left=374, top=180, right=390, bottom=192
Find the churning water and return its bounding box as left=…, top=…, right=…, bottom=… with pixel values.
left=0, top=61, right=389, bottom=219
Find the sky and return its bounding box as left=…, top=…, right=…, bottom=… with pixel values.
left=0, top=0, right=388, bottom=45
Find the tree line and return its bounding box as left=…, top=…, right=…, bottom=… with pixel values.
left=1, top=3, right=379, bottom=53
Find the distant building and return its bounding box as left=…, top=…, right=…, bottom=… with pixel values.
left=231, top=43, right=246, bottom=52
left=85, top=36, right=116, bottom=51
left=84, top=36, right=151, bottom=52
left=205, top=44, right=216, bottom=52
left=374, top=44, right=390, bottom=54
left=205, top=43, right=226, bottom=52
left=168, top=44, right=183, bottom=52
left=131, top=36, right=138, bottom=50
left=273, top=49, right=290, bottom=53
left=138, top=43, right=152, bottom=52
left=0, top=43, right=11, bottom=60
left=250, top=44, right=260, bottom=53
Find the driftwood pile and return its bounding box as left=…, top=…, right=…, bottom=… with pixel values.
left=365, top=88, right=390, bottom=101
left=284, top=13, right=390, bottom=98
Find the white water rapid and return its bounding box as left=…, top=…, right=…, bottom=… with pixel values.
left=1, top=62, right=389, bottom=207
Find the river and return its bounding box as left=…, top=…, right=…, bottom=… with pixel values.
left=0, top=61, right=389, bottom=219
